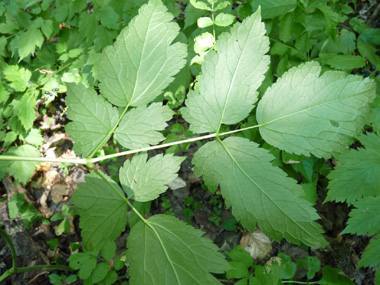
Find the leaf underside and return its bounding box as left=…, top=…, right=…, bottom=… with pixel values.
left=120, top=153, right=184, bottom=202
left=98, top=0, right=187, bottom=107
left=257, top=61, right=376, bottom=158
left=71, top=172, right=128, bottom=251
left=114, top=103, right=174, bottom=150
left=127, top=215, right=231, bottom=285
left=65, top=83, right=119, bottom=157
left=193, top=137, right=327, bottom=248
left=182, top=7, right=270, bottom=133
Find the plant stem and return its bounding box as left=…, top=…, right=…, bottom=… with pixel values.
left=0, top=265, right=73, bottom=282
left=0, top=124, right=261, bottom=164
left=0, top=228, right=17, bottom=270
left=0, top=156, right=88, bottom=164
left=91, top=124, right=261, bottom=162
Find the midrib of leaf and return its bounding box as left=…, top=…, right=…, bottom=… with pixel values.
left=129, top=5, right=154, bottom=105
left=216, top=24, right=252, bottom=135
left=146, top=221, right=181, bottom=283
left=217, top=137, right=318, bottom=241
left=260, top=87, right=372, bottom=127
left=87, top=5, right=156, bottom=160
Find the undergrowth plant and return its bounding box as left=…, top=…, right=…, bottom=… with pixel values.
left=0, top=0, right=380, bottom=284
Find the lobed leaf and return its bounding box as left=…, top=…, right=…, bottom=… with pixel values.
left=127, top=215, right=231, bottom=284
left=16, top=28, right=44, bottom=61
left=257, top=61, right=376, bottom=158
left=193, top=137, right=327, bottom=248
left=326, top=133, right=380, bottom=204
left=71, top=172, right=128, bottom=251
left=98, top=0, right=187, bottom=107
left=342, top=196, right=380, bottom=236
left=65, top=83, right=119, bottom=157
left=182, top=8, right=270, bottom=133
left=120, top=153, right=184, bottom=202
left=114, top=103, right=174, bottom=150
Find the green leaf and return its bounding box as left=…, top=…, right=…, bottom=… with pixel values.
left=101, top=241, right=117, bottom=261
left=376, top=266, right=380, bottom=285
left=127, top=214, right=231, bottom=284
left=0, top=145, right=41, bottom=185
left=19, top=128, right=44, bottom=147
left=198, top=17, right=214, bottom=28
left=65, top=83, right=119, bottom=157
left=68, top=253, right=97, bottom=280
left=92, top=262, right=109, bottom=283
left=214, top=13, right=235, bottom=27
left=190, top=0, right=211, bottom=11
left=257, top=62, right=376, bottom=158
left=11, top=94, right=36, bottom=130
left=320, top=266, right=353, bottom=285
left=279, top=13, right=293, bottom=43
left=296, top=256, right=321, bottom=280
left=114, top=103, right=173, bottom=150
left=226, top=245, right=253, bottom=269
left=71, top=172, right=128, bottom=251
left=320, top=54, right=366, bottom=70
left=98, top=6, right=120, bottom=30
left=357, top=40, right=380, bottom=68
left=120, top=153, right=184, bottom=202
left=3, top=65, right=31, bottom=91
left=251, top=0, right=297, bottom=19
left=98, top=0, right=187, bottom=107
left=342, top=196, right=380, bottom=236
left=326, top=133, right=380, bottom=204
left=41, top=19, right=53, bottom=38
left=16, top=28, right=44, bottom=61
left=193, top=137, right=327, bottom=248
left=183, top=8, right=270, bottom=133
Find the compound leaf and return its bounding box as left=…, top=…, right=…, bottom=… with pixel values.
left=0, top=145, right=41, bottom=185
left=127, top=215, right=231, bottom=284
left=182, top=8, right=270, bottom=133
left=65, top=83, right=119, bottom=157
left=342, top=196, right=380, bottom=236
left=358, top=235, right=380, bottom=268
left=193, top=137, right=327, bottom=248
left=114, top=103, right=173, bottom=150
left=257, top=62, right=376, bottom=158
left=120, top=153, right=184, bottom=202
left=71, top=172, right=128, bottom=251
left=98, top=0, right=187, bottom=107
left=326, top=133, right=380, bottom=204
